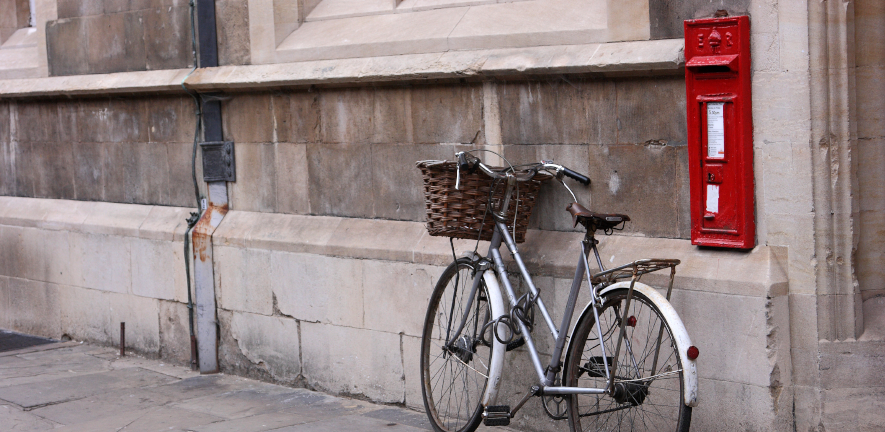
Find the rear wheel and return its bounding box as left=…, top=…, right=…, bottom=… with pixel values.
left=420, top=258, right=493, bottom=432
left=564, top=288, right=691, bottom=431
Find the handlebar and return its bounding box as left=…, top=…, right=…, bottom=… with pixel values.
left=455, top=151, right=591, bottom=186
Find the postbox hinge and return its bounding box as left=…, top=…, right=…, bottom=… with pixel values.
left=200, top=141, right=236, bottom=182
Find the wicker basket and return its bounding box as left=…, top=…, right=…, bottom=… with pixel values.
left=416, top=160, right=551, bottom=243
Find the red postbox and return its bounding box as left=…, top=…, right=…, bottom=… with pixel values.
left=684, top=16, right=755, bottom=249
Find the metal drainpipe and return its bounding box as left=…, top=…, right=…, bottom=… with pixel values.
left=190, top=0, right=227, bottom=374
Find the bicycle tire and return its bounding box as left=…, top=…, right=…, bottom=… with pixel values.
left=420, top=258, right=493, bottom=432
left=564, top=288, right=691, bottom=432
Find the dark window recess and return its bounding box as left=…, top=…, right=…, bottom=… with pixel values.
left=0, top=330, right=56, bottom=353
left=201, top=141, right=236, bottom=182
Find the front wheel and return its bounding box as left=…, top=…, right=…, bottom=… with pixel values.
left=564, top=288, right=691, bottom=432
left=420, top=258, right=493, bottom=432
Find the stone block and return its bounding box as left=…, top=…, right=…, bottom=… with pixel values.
left=362, top=260, right=437, bottom=337
left=411, top=84, right=482, bottom=144
left=777, top=0, right=810, bottom=73
left=245, top=212, right=340, bottom=254
left=760, top=141, right=814, bottom=215
left=691, top=378, right=782, bottom=431
left=325, top=217, right=426, bottom=262
left=166, top=142, right=202, bottom=208
left=318, top=87, right=374, bottom=144
left=59, top=285, right=160, bottom=352
left=27, top=141, right=77, bottom=200
left=857, top=66, right=885, bottom=140
left=499, top=80, right=617, bottom=145
left=274, top=142, right=310, bottom=214
left=675, top=145, right=691, bottom=238
left=6, top=227, right=44, bottom=281
left=57, top=0, right=103, bottom=19
left=0, top=141, right=13, bottom=197
left=857, top=210, right=885, bottom=295
left=616, top=77, right=686, bottom=145
left=371, top=143, right=454, bottom=221
left=821, top=386, right=885, bottom=432
left=72, top=142, right=105, bottom=202
left=158, top=299, right=192, bottom=364
left=46, top=17, right=90, bottom=76
left=148, top=96, right=196, bottom=144
left=648, top=0, right=750, bottom=40
left=145, top=6, right=192, bottom=71
left=138, top=205, right=189, bottom=242
left=751, top=31, right=780, bottom=73
left=502, top=144, right=592, bottom=232
left=585, top=143, right=680, bottom=238
left=300, top=322, right=404, bottom=403
left=222, top=93, right=275, bottom=144
left=752, top=71, right=812, bottom=143
left=307, top=142, right=374, bottom=217
left=858, top=139, right=885, bottom=211
left=78, top=98, right=149, bottom=143
left=789, top=293, right=819, bottom=350
left=125, top=142, right=172, bottom=205
left=14, top=101, right=59, bottom=143
left=400, top=334, right=424, bottom=410
left=271, top=251, right=364, bottom=327
left=228, top=143, right=277, bottom=212
left=212, top=210, right=258, bottom=248
left=216, top=245, right=274, bottom=315
left=271, top=91, right=320, bottom=144
left=670, top=289, right=772, bottom=386
left=856, top=0, right=885, bottom=67
left=215, top=0, right=252, bottom=66
left=42, top=228, right=82, bottom=287
left=368, top=86, right=412, bottom=144
left=766, top=213, right=816, bottom=294
left=131, top=238, right=178, bottom=301
left=86, top=12, right=147, bottom=74
left=73, top=233, right=132, bottom=294
left=229, top=311, right=301, bottom=381
left=820, top=340, right=885, bottom=389
left=4, top=277, right=63, bottom=339
left=101, top=143, right=129, bottom=202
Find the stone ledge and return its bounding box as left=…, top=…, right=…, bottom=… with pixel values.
left=0, top=197, right=190, bottom=242
left=0, top=39, right=683, bottom=98
left=214, top=209, right=784, bottom=299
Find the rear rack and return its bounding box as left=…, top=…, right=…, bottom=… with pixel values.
left=591, top=259, right=680, bottom=285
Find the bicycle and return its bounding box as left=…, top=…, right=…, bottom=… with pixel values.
left=417, top=151, right=699, bottom=432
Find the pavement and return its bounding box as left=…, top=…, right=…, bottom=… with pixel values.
left=0, top=339, right=524, bottom=432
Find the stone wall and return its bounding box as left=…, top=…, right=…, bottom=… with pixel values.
left=0, top=0, right=30, bottom=43
left=46, top=0, right=193, bottom=75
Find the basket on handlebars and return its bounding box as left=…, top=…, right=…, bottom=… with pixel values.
left=416, top=160, right=551, bottom=243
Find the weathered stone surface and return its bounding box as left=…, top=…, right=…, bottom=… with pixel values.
left=4, top=277, right=63, bottom=339
left=216, top=245, right=274, bottom=315
left=14, top=100, right=59, bottom=143
left=56, top=0, right=103, bottom=19
left=272, top=91, right=320, bottom=143
left=648, top=0, right=750, bottom=39
left=124, top=141, right=172, bottom=205
left=73, top=232, right=132, bottom=294
left=371, top=143, right=453, bottom=221
left=821, top=386, right=885, bottom=432
left=228, top=142, right=277, bottom=212
left=216, top=0, right=252, bottom=66
left=361, top=260, right=436, bottom=337
left=411, top=84, right=482, bottom=144
left=691, top=378, right=786, bottom=431
left=229, top=311, right=301, bottom=382
left=158, top=299, right=192, bottom=364
left=85, top=12, right=147, bottom=74
left=222, top=93, right=276, bottom=144
left=131, top=238, right=178, bottom=300
left=0, top=367, right=176, bottom=409
left=371, top=86, right=413, bottom=144
left=145, top=6, right=192, bottom=71
left=274, top=142, right=310, bottom=214
left=270, top=251, right=364, bottom=327
left=318, top=87, right=374, bottom=144
left=28, top=141, right=77, bottom=200
left=59, top=286, right=160, bottom=352
left=72, top=142, right=104, bottom=201
left=166, top=141, right=204, bottom=208
left=400, top=334, right=422, bottom=410
left=300, top=322, right=403, bottom=403
left=46, top=17, right=90, bottom=76
left=616, top=77, right=686, bottom=145
left=0, top=404, right=56, bottom=431
left=307, top=142, right=374, bottom=217
left=148, top=96, right=196, bottom=143
left=499, top=80, right=618, bottom=145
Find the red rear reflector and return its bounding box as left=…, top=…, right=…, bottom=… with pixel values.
left=626, top=316, right=637, bottom=327
left=687, top=346, right=699, bottom=360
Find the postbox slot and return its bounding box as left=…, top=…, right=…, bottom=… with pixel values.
left=686, top=54, right=739, bottom=73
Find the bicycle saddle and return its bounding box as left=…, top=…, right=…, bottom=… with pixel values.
left=566, top=203, right=630, bottom=231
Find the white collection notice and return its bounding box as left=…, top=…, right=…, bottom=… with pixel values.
left=706, top=102, right=725, bottom=159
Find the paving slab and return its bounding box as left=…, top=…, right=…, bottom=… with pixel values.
left=0, top=340, right=524, bottom=432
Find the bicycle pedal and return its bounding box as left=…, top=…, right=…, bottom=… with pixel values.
left=506, top=337, right=525, bottom=351
left=483, top=405, right=511, bottom=426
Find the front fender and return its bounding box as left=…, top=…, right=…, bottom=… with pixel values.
left=566, top=281, right=698, bottom=407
